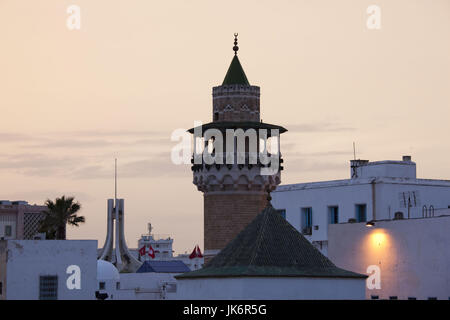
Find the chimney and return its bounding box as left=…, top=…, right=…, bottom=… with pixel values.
left=402, top=155, right=412, bottom=162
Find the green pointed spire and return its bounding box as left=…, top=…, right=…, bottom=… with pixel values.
left=176, top=205, right=367, bottom=279
left=222, top=55, right=250, bottom=85
left=222, top=33, right=250, bottom=85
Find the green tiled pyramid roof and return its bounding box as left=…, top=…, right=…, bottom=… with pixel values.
left=176, top=204, right=367, bottom=279
left=222, top=55, right=250, bottom=85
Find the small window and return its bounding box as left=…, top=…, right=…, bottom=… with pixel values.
left=4, top=225, right=12, bottom=237
left=99, top=282, right=106, bottom=290
left=301, top=207, right=313, bottom=234
left=389, top=296, right=398, bottom=300
left=355, top=204, right=367, bottom=222
left=166, top=283, right=177, bottom=293
left=408, top=297, right=416, bottom=300
left=39, top=275, right=58, bottom=300
left=276, top=209, right=286, bottom=219
left=428, top=297, right=437, bottom=300
left=394, top=211, right=404, bottom=220
left=0, top=281, right=3, bottom=295
left=214, top=112, right=219, bottom=121
left=116, top=282, right=120, bottom=290
left=329, top=206, right=339, bottom=224
left=371, top=295, right=379, bottom=300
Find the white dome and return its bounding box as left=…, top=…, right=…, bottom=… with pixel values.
left=97, top=260, right=120, bottom=281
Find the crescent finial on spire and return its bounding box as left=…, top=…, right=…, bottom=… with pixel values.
left=233, top=33, right=239, bottom=55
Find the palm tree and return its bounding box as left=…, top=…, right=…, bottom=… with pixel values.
left=39, top=196, right=85, bottom=240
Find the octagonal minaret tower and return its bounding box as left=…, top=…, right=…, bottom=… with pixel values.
left=189, top=34, right=287, bottom=262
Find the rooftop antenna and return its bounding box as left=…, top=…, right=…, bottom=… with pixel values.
left=148, top=223, right=152, bottom=235
left=114, top=158, right=117, bottom=202
left=351, top=142, right=358, bottom=178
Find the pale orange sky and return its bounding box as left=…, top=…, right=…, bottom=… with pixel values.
left=1, top=0, right=449, bottom=254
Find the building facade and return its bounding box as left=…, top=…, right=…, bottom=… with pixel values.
left=96, top=255, right=184, bottom=300
left=272, top=156, right=450, bottom=256
left=96, top=259, right=120, bottom=300
left=0, top=201, right=46, bottom=240
left=328, top=215, right=450, bottom=300
left=116, top=272, right=178, bottom=300
left=176, top=204, right=367, bottom=300
left=0, top=240, right=97, bottom=300
left=128, top=223, right=204, bottom=271
left=189, top=35, right=286, bottom=261
left=136, top=223, right=174, bottom=261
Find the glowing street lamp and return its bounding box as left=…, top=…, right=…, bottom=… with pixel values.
left=366, top=220, right=375, bottom=227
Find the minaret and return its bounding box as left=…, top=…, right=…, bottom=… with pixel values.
left=189, top=34, right=287, bottom=262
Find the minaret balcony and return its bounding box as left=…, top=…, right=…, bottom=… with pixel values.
left=191, top=152, right=283, bottom=172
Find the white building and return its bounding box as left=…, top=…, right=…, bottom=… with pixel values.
left=136, top=223, right=174, bottom=261
left=95, top=260, right=179, bottom=300
left=272, top=156, right=450, bottom=256
left=96, top=257, right=193, bottom=300
left=129, top=223, right=204, bottom=271
left=115, top=272, right=178, bottom=300
left=328, top=215, right=450, bottom=300
left=96, top=260, right=120, bottom=300
left=0, top=240, right=97, bottom=300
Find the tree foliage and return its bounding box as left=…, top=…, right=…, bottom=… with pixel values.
left=39, top=196, right=85, bottom=240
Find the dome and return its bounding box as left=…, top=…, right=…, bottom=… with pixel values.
left=97, top=260, right=120, bottom=281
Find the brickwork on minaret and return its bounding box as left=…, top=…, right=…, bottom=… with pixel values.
left=212, top=85, right=260, bottom=122
left=189, top=35, right=286, bottom=263
left=204, top=193, right=268, bottom=251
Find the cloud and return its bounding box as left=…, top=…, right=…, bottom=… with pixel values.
left=16, top=132, right=174, bottom=150
left=68, top=165, right=113, bottom=180
left=283, top=157, right=346, bottom=173
left=0, top=132, right=32, bottom=141
left=69, top=152, right=191, bottom=180
left=133, top=137, right=174, bottom=146
left=59, top=130, right=167, bottom=137
left=0, top=153, right=79, bottom=170
left=285, top=122, right=356, bottom=133
left=24, top=139, right=114, bottom=149
left=120, top=157, right=190, bottom=178
left=287, top=150, right=353, bottom=157
left=0, top=126, right=191, bottom=180
left=0, top=150, right=192, bottom=180
left=2, top=189, right=96, bottom=204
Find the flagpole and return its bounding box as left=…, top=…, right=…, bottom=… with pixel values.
left=114, top=158, right=117, bottom=203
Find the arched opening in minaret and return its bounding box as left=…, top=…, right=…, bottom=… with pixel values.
left=267, top=136, right=280, bottom=154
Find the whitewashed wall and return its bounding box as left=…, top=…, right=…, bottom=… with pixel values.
left=116, top=272, right=178, bottom=300
left=0, top=216, right=16, bottom=239
left=1, top=240, right=97, bottom=300
left=272, top=178, right=450, bottom=256
left=176, top=277, right=366, bottom=300
left=328, top=216, right=450, bottom=300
